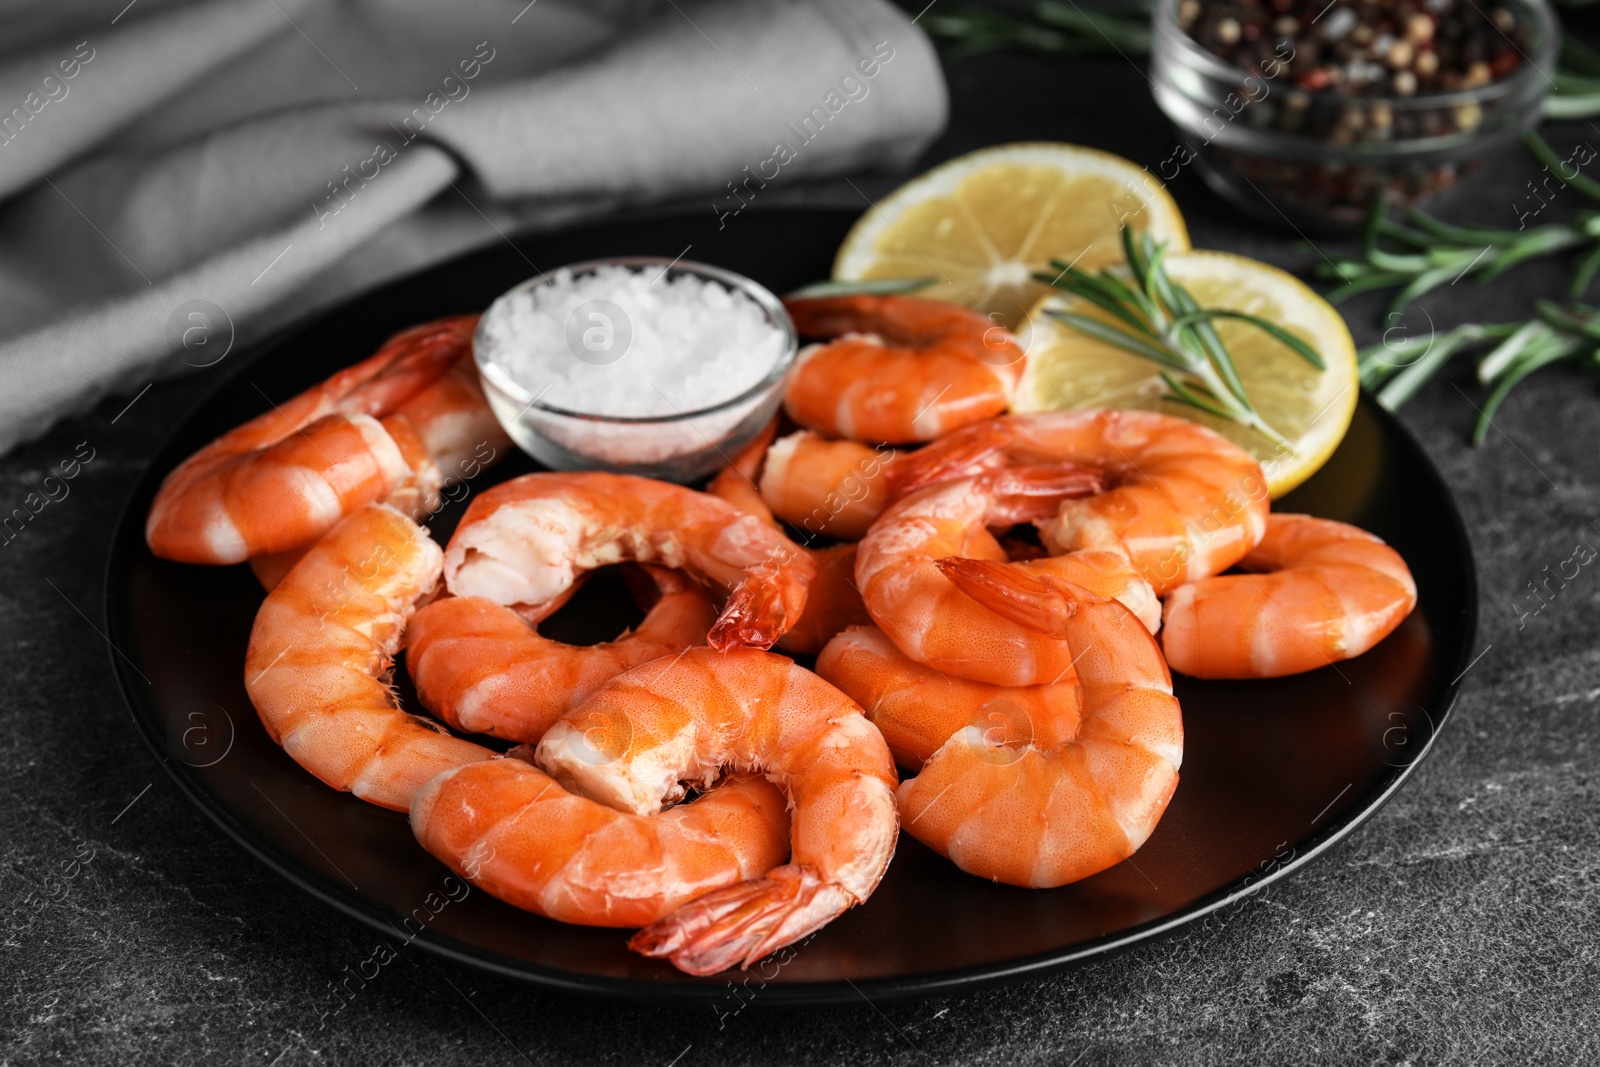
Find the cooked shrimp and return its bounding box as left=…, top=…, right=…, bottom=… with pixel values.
left=1161, top=513, right=1418, bottom=679
left=248, top=545, right=310, bottom=591
left=407, top=567, right=717, bottom=743
left=244, top=352, right=509, bottom=591
left=149, top=316, right=495, bottom=564
left=706, top=424, right=872, bottom=654
left=442, top=472, right=815, bottom=651
left=855, top=469, right=1159, bottom=686
left=782, top=295, right=1023, bottom=444
left=771, top=543, right=872, bottom=655
left=706, top=417, right=782, bottom=523
left=759, top=430, right=897, bottom=541
left=412, top=756, right=790, bottom=928
left=895, top=561, right=1182, bottom=888
left=817, top=624, right=1083, bottom=770
left=383, top=345, right=508, bottom=511
left=244, top=503, right=490, bottom=811
left=535, top=647, right=898, bottom=975
left=891, top=410, right=1270, bottom=596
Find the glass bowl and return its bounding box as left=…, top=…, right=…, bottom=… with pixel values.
left=1149, top=0, right=1558, bottom=230
left=474, top=257, right=798, bottom=484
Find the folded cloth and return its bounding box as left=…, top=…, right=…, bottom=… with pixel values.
left=0, top=0, right=946, bottom=453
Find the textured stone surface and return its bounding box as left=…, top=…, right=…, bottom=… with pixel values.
left=4, top=37, right=1600, bottom=1067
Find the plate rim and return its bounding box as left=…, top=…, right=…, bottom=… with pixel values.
left=102, top=207, right=1479, bottom=1007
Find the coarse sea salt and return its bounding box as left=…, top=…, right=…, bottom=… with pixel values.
left=479, top=264, right=788, bottom=418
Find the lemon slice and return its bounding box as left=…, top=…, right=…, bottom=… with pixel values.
left=1014, top=251, right=1359, bottom=498
left=832, top=142, right=1189, bottom=329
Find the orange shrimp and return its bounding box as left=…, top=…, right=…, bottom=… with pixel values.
left=854, top=470, right=1158, bottom=686
left=706, top=423, right=873, bottom=654
left=149, top=316, right=499, bottom=564
left=769, top=542, right=872, bottom=655
left=412, top=756, right=790, bottom=928
left=247, top=546, right=310, bottom=591
left=442, top=472, right=814, bottom=651
left=406, top=567, right=717, bottom=743
left=759, top=430, right=898, bottom=541
left=894, top=561, right=1182, bottom=888
left=245, top=350, right=509, bottom=591
left=1161, top=513, right=1418, bottom=679
left=535, top=647, right=898, bottom=975
left=891, top=410, right=1270, bottom=596
left=383, top=344, right=508, bottom=510
left=782, top=295, right=1023, bottom=444
left=243, top=503, right=490, bottom=811
left=816, top=624, right=1083, bottom=771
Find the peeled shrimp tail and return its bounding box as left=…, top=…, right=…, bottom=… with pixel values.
left=888, top=420, right=1010, bottom=497
left=706, top=554, right=815, bottom=651
left=934, top=556, right=1086, bottom=638
left=706, top=424, right=874, bottom=655
left=982, top=464, right=1107, bottom=523
left=629, top=866, right=854, bottom=975
left=773, top=543, right=872, bottom=656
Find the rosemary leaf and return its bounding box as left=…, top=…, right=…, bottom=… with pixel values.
left=1033, top=269, right=1152, bottom=334
left=1325, top=271, right=1417, bottom=303
left=1374, top=326, right=1482, bottom=410
left=1473, top=342, right=1581, bottom=444
left=1169, top=309, right=1327, bottom=370
left=1475, top=320, right=1547, bottom=384
left=1400, top=209, right=1522, bottom=248
left=1044, top=309, right=1182, bottom=366
left=1164, top=278, right=1244, bottom=404
left=1158, top=371, right=1236, bottom=420
left=1572, top=243, right=1600, bottom=296
left=1524, top=131, right=1600, bottom=204
left=1387, top=262, right=1464, bottom=315
left=1480, top=227, right=1589, bottom=281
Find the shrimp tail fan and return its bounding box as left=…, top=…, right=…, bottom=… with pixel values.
left=628, top=865, right=853, bottom=975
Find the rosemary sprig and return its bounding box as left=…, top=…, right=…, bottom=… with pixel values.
left=923, top=0, right=1152, bottom=64
left=1318, top=134, right=1600, bottom=316
left=1358, top=301, right=1599, bottom=443
left=1544, top=37, right=1600, bottom=118
left=1036, top=226, right=1323, bottom=450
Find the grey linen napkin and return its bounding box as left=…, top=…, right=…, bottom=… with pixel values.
left=0, top=0, right=947, bottom=452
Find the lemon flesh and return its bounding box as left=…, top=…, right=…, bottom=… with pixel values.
left=833, top=142, right=1190, bottom=329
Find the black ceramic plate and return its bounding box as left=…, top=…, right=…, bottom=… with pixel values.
left=105, top=209, right=1477, bottom=1005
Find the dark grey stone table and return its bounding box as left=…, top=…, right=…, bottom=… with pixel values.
left=4, top=34, right=1598, bottom=1067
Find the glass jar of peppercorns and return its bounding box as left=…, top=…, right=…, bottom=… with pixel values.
left=1150, top=0, right=1558, bottom=229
